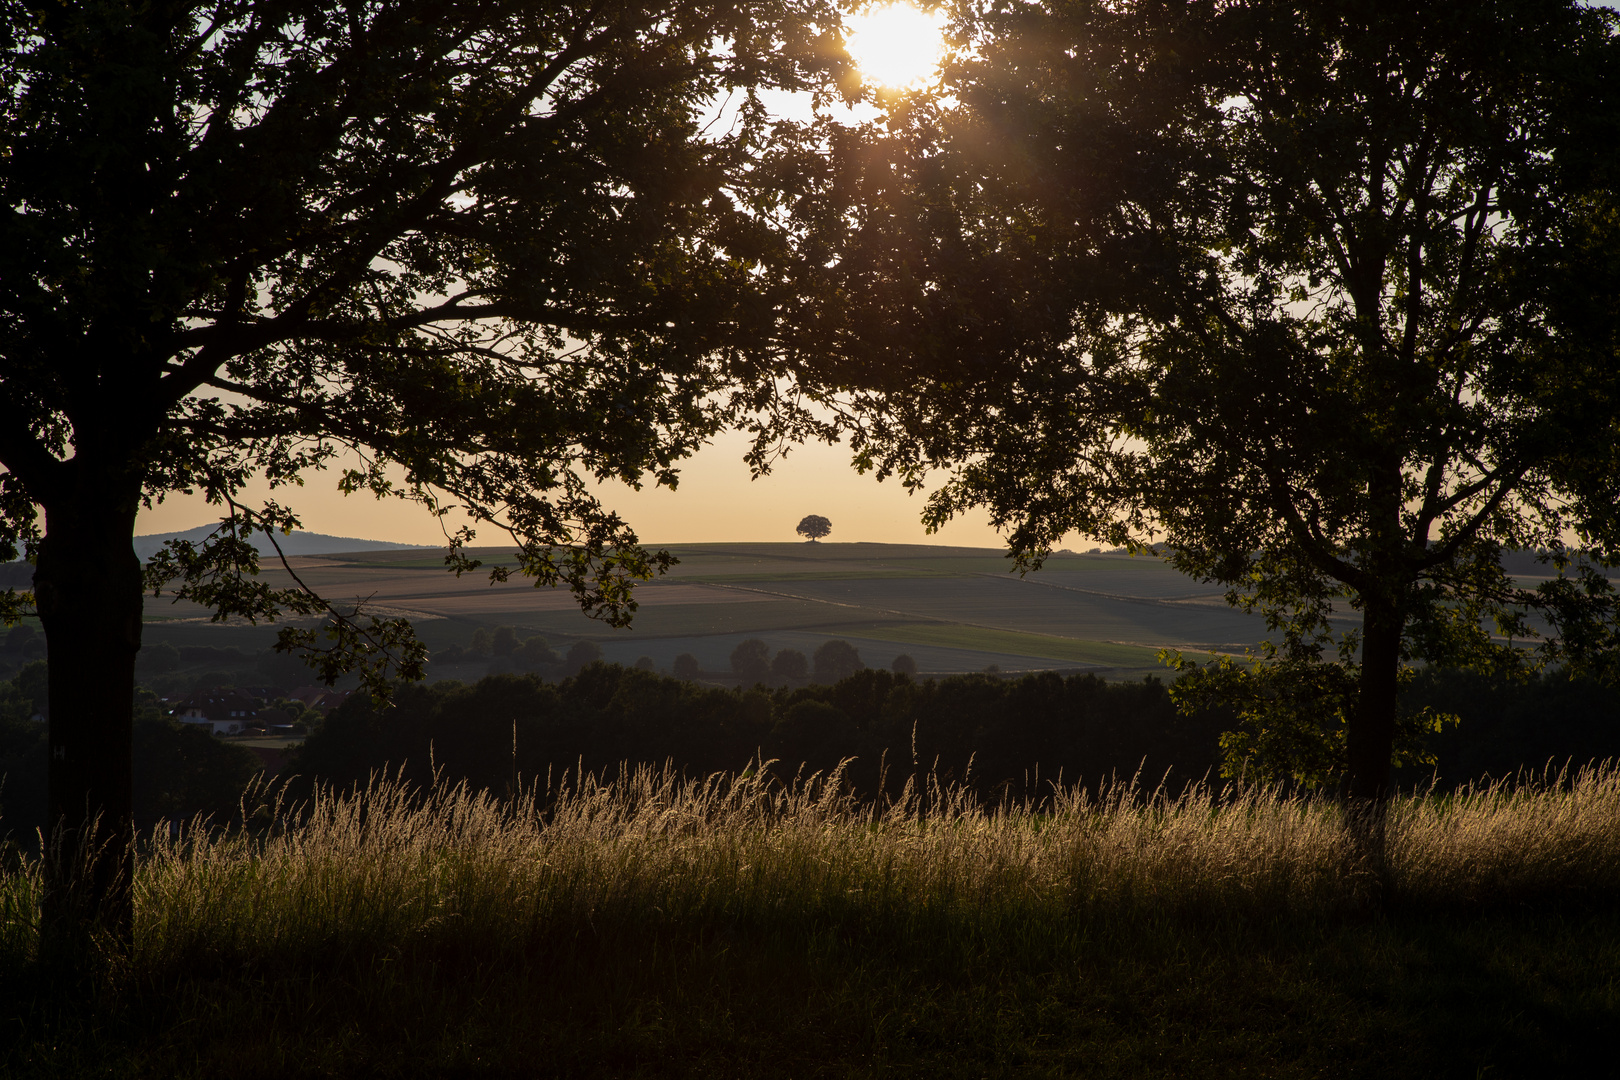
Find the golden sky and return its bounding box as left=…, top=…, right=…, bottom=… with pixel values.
left=29, top=6, right=1023, bottom=555
left=134, top=428, right=1009, bottom=548
left=133, top=7, right=990, bottom=551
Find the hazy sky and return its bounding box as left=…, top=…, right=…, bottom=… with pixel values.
left=133, top=53, right=1007, bottom=551
left=134, top=428, right=1009, bottom=548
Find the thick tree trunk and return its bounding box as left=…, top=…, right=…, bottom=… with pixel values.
left=34, top=494, right=143, bottom=942
left=1346, top=595, right=1403, bottom=802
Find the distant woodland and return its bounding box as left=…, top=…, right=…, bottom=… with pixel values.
left=3, top=648, right=1616, bottom=841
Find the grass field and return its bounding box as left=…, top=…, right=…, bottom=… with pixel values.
left=139, top=542, right=1273, bottom=680
left=842, top=622, right=1166, bottom=668
left=4, top=765, right=1618, bottom=1078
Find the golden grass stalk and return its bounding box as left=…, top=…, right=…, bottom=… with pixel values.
left=4, top=761, right=1618, bottom=972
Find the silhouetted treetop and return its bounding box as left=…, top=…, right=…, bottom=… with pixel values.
left=0, top=0, right=849, bottom=934
left=796, top=0, right=1620, bottom=798
left=796, top=515, right=832, bottom=542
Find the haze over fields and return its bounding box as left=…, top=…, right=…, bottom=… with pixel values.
left=140, top=542, right=1294, bottom=679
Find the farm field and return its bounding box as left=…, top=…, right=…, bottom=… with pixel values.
left=139, top=542, right=1285, bottom=678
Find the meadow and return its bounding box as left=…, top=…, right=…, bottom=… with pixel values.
left=135, top=542, right=1278, bottom=682
left=3, top=762, right=1618, bottom=1078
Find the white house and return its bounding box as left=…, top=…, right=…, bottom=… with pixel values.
left=169, top=690, right=260, bottom=736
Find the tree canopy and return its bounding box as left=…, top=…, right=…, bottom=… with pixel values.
left=797, top=0, right=1620, bottom=796
left=0, top=0, right=844, bottom=928
left=796, top=513, right=832, bottom=540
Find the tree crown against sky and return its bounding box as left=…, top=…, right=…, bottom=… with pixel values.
left=0, top=0, right=848, bottom=930
left=0, top=0, right=850, bottom=669
left=786, top=0, right=1620, bottom=794
left=796, top=513, right=831, bottom=540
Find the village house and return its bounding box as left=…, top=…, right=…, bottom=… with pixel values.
left=288, top=685, right=355, bottom=714
left=169, top=690, right=261, bottom=736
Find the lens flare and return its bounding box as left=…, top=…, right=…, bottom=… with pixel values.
left=845, top=4, right=946, bottom=90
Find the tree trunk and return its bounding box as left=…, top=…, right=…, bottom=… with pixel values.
left=34, top=493, right=144, bottom=943
left=1346, top=595, right=1403, bottom=802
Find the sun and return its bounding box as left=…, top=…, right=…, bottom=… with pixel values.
left=844, top=3, right=947, bottom=90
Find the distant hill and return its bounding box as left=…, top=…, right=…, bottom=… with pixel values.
left=131, top=525, right=428, bottom=561
left=0, top=528, right=427, bottom=590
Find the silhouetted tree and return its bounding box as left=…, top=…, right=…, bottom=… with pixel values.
left=0, top=0, right=846, bottom=934
left=796, top=515, right=832, bottom=542
left=771, top=648, right=809, bottom=686
left=804, top=0, right=1620, bottom=798
left=891, top=654, right=917, bottom=676
left=138, top=642, right=181, bottom=674
left=492, top=627, right=519, bottom=658
left=730, top=639, right=772, bottom=686
left=812, top=640, right=863, bottom=684
left=672, top=654, right=702, bottom=680
left=515, top=637, right=558, bottom=669
left=566, top=641, right=604, bottom=675
left=133, top=718, right=259, bottom=830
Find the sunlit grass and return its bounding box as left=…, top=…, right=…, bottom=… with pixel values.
left=4, top=763, right=1619, bottom=1076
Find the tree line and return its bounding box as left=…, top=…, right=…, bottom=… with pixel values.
left=2, top=657, right=1615, bottom=843
left=288, top=663, right=1620, bottom=808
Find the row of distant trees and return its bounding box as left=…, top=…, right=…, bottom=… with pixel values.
left=288, top=662, right=1620, bottom=809
left=725, top=638, right=915, bottom=686
left=424, top=628, right=918, bottom=688
left=73, top=625, right=917, bottom=695
left=3, top=658, right=1615, bottom=846
left=294, top=664, right=1222, bottom=805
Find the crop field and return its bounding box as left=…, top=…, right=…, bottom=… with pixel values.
left=140, top=542, right=1284, bottom=678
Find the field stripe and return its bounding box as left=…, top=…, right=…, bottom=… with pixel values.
left=839, top=624, right=1168, bottom=668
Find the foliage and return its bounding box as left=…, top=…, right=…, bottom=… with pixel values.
left=672, top=653, right=702, bottom=679
left=1166, top=648, right=1454, bottom=789
left=1402, top=667, right=1620, bottom=785
left=891, top=653, right=918, bottom=676
left=1, top=0, right=848, bottom=658
left=5, top=660, right=45, bottom=718
left=729, top=638, right=772, bottom=685
left=513, top=635, right=558, bottom=668
left=137, top=642, right=181, bottom=675
left=564, top=640, right=602, bottom=674
left=795, top=0, right=1620, bottom=793
left=288, top=664, right=1224, bottom=802
left=795, top=514, right=832, bottom=541
left=0, top=0, right=850, bottom=920
left=0, top=679, right=260, bottom=838
left=811, top=638, right=863, bottom=683
left=771, top=647, right=809, bottom=684
left=492, top=627, right=520, bottom=658
left=131, top=717, right=260, bottom=831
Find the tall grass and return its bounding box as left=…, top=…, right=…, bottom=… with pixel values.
left=5, top=760, right=1616, bottom=980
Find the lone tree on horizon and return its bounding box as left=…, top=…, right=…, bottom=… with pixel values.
left=796, top=515, right=832, bottom=542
